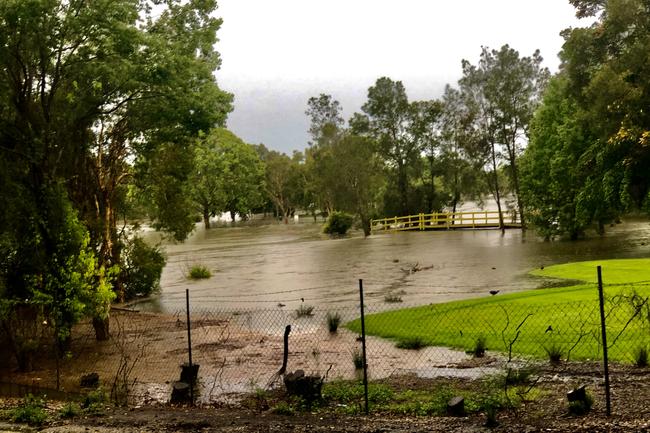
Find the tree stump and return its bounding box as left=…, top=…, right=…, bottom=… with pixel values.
left=447, top=396, right=465, bottom=416
left=180, top=363, right=199, bottom=385
left=170, top=381, right=191, bottom=403
left=284, top=370, right=323, bottom=402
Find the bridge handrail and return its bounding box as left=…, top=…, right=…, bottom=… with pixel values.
left=370, top=210, right=520, bottom=232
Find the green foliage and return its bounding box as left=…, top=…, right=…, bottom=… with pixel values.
left=9, top=395, right=47, bottom=426
left=326, top=312, right=341, bottom=333
left=187, top=264, right=212, bottom=280
left=296, top=304, right=315, bottom=318
left=82, top=388, right=108, bottom=415
left=121, top=237, right=166, bottom=299
left=544, top=343, right=564, bottom=364
left=322, top=211, right=354, bottom=236
left=568, top=392, right=593, bottom=415
left=270, top=401, right=295, bottom=416
left=322, top=381, right=393, bottom=411
left=58, top=402, right=80, bottom=419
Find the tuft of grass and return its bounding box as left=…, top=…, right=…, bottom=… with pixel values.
left=544, top=344, right=563, bottom=365
left=351, top=349, right=364, bottom=370
left=384, top=293, right=403, bottom=303
left=187, top=264, right=211, bottom=280
left=9, top=395, right=47, bottom=426
left=395, top=336, right=427, bottom=350
left=58, top=402, right=80, bottom=419
left=270, top=401, right=295, bottom=415
left=634, top=346, right=649, bottom=367
left=296, top=304, right=315, bottom=318
left=326, top=312, right=341, bottom=333
left=472, top=336, right=487, bottom=358
left=568, top=392, right=593, bottom=415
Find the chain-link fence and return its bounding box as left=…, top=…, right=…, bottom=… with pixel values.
left=2, top=274, right=650, bottom=410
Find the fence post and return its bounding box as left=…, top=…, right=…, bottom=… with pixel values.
left=358, top=279, right=369, bottom=415
left=597, top=266, right=611, bottom=416
left=186, top=289, right=194, bottom=405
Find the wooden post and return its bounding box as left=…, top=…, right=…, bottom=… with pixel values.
left=359, top=279, right=369, bottom=415
left=185, top=289, right=194, bottom=405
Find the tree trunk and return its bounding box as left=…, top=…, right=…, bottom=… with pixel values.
left=397, top=162, right=409, bottom=215
left=92, top=317, right=110, bottom=341
left=489, top=142, right=504, bottom=233
left=509, top=155, right=526, bottom=230
left=203, top=208, right=211, bottom=229
left=230, top=209, right=236, bottom=222
left=360, top=215, right=371, bottom=237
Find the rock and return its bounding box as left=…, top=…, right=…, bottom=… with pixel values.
left=170, top=381, right=191, bottom=404
left=80, top=372, right=99, bottom=388
left=447, top=396, right=465, bottom=417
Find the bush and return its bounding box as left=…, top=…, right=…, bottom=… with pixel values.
left=544, top=344, right=563, bottom=365
left=326, top=312, right=341, bottom=333
left=384, top=293, right=403, bottom=303
left=396, top=336, right=427, bottom=350
left=58, top=402, right=80, bottom=419
left=187, top=264, right=211, bottom=280
left=122, top=236, right=166, bottom=299
left=351, top=349, right=364, bottom=370
left=322, top=211, right=354, bottom=236
left=9, top=395, right=47, bottom=426
left=296, top=304, right=314, bottom=317
left=472, top=336, right=487, bottom=358
left=568, top=392, right=593, bottom=415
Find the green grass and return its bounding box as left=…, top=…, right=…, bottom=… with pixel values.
left=346, top=258, right=650, bottom=362
left=187, top=264, right=211, bottom=279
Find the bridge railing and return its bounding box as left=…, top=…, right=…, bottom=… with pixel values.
left=371, top=210, right=520, bottom=233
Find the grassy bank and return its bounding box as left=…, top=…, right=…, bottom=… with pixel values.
left=347, top=258, right=650, bottom=362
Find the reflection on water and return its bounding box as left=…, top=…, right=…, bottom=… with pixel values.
left=136, top=218, right=650, bottom=313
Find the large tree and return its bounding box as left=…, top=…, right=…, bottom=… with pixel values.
left=0, top=0, right=232, bottom=342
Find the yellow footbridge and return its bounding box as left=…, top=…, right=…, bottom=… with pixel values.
left=371, top=210, right=522, bottom=233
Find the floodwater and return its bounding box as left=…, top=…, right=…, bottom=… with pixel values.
left=136, top=217, right=650, bottom=313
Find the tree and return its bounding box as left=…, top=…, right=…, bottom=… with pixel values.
left=0, top=0, right=232, bottom=340
left=264, top=151, right=305, bottom=223
left=352, top=77, right=428, bottom=216
left=305, top=94, right=344, bottom=147
left=459, top=45, right=549, bottom=230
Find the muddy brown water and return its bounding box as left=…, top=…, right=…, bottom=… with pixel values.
left=136, top=217, right=650, bottom=314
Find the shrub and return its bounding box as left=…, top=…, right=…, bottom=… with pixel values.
left=326, top=312, right=341, bottom=333
left=296, top=304, right=314, bottom=317
left=634, top=346, right=649, bottom=367
left=82, top=387, right=107, bottom=415
left=271, top=401, right=295, bottom=415
left=58, top=402, right=80, bottom=419
left=322, top=211, right=354, bottom=236
left=351, top=349, right=364, bottom=370
left=568, top=392, right=593, bottom=415
left=472, top=336, right=487, bottom=358
left=9, top=395, right=47, bottom=426
left=544, top=344, right=563, bottom=365
left=187, top=264, right=211, bottom=280
left=384, top=293, right=403, bottom=303
left=122, top=236, right=166, bottom=299
left=396, top=336, right=426, bottom=350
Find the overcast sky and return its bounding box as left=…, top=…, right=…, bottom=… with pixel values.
left=213, top=0, right=589, bottom=154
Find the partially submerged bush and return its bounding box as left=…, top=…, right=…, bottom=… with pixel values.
left=122, top=236, right=166, bottom=298
left=544, top=344, right=563, bottom=365
left=396, top=336, right=427, bottom=350
left=384, top=293, right=403, bottom=303
left=326, top=312, right=341, bottom=333
left=472, top=336, right=487, bottom=358
left=296, top=304, right=315, bottom=317
left=187, top=264, right=211, bottom=280
left=352, top=349, right=364, bottom=370
left=322, top=211, right=354, bottom=236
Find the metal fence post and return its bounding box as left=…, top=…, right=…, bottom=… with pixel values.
left=597, top=266, right=612, bottom=416
left=186, top=289, right=194, bottom=405
left=358, top=279, right=369, bottom=415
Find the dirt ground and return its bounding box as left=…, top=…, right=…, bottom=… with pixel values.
left=3, top=366, right=650, bottom=432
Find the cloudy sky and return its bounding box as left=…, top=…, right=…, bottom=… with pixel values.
left=213, top=1, right=589, bottom=154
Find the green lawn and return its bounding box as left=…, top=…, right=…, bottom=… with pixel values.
left=347, top=258, right=650, bottom=362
